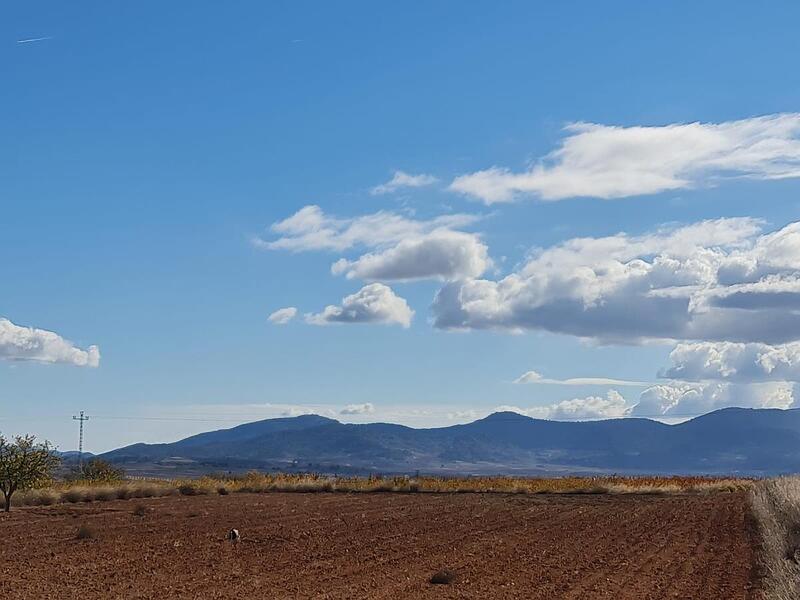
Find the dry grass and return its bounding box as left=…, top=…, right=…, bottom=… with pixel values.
left=751, top=477, right=800, bottom=600
left=192, top=472, right=751, bottom=496
left=11, top=482, right=176, bottom=508
left=604, top=478, right=749, bottom=496
left=7, top=473, right=751, bottom=510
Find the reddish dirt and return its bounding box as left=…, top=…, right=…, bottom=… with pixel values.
left=0, top=492, right=758, bottom=599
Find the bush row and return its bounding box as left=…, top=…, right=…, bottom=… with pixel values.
left=10, top=474, right=752, bottom=508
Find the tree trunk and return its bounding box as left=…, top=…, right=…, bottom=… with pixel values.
left=3, top=491, right=11, bottom=512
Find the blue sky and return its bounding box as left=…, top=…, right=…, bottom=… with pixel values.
left=4, top=2, right=800, bottom=452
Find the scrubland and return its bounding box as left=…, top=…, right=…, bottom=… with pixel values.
left=9, top=472, right=751, bottom=508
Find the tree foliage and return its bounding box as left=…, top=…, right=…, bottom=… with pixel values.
left=0, top=434, right=61, bottom=512
left=73, top=458, right=124, bottom=483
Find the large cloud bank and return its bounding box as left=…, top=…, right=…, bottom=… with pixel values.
left=501, top=381, right=798, bottom=422
left=433, top=218, right=800, bottom=344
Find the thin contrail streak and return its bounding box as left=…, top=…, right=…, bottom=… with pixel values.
left=16, top=36, right=52, bottom=44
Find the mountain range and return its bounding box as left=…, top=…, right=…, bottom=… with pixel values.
left=101, top=408, right=800, bottom=476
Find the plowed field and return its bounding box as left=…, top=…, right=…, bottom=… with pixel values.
left=0, top=492, right=758, bottom=599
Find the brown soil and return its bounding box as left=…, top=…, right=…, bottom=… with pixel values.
left=0, top=492, right=758, bottom=599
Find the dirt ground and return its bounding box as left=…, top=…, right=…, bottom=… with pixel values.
left=0, top=492, right=758, bottom=599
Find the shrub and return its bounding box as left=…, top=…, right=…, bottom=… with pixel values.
left=62, top=488, right=87, bottom=503
left=178, top=484, right=198, bottom=496
left=129, top=483, right=168, bottom=498
left=36, top=489, right=60, bottom=506
left=76, top=524, right=95, bottom=540
left=13, top=489, right=61, bottom=507
left=93, top=487, right=118, bottom=502
left=430, top=569, right=457, bottom=585
left=217, top=486, right=229, bottom=495
left=69, top=459, right=125, bottom=483
left=132, top=504, right=147, bottom=517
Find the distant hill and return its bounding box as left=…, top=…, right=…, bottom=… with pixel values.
left=101, top=408, right=800, bottom=476
left=56, top=450, right=95, bottom=460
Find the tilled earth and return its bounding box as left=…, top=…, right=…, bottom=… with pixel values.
left=0, top=492, right=758, bottom=599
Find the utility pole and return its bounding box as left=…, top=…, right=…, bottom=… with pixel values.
left=72, top=411, right=89, bottom=469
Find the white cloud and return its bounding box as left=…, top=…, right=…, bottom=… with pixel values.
left=371, top=170, right=438, bottom=195
left=512, top=370, right=546, bottom=383
left=632, top=381, right=797, bottom=417
left=496, top=390, right=630, bottom=421
left=258, top=205, right=488, bottom=282
left=662, top=341, right=800, bottom=382
left=268, top=307, right=297, bottom=325
left=331, top=230, right=491, bottom=281
left=447, top=409, right=479, bottom=421
left=513, top=370, right=651, bottom=386
left=433, top=218, right=800, bottom=344
left=280, top=405, right=324, bottom=417
left=0, top=318, right=100, bottom=367
left=257, top=205, right=479, bottom=252
left=498, top=381, right=797, bottom=422
left=340, top=402, right=375, bottom=415
left=306, top=283, right=414, bottom=328
left=450, top=114, right=800, bottom=203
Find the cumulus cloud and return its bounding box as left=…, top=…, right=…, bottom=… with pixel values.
left=331, top=230, right=491, bottom=281
left=257, top=205, right=489, bottom=282
left=632, top=381, right=797, bottom=417
left=450, top=113, right=800, bottom=203
left=340, top=402, right=375, bottom=415
left=268, top=307, right=297, bottom=325
left=306, top=283, right=414, bottom=328
left=513, top=370, right=651, bottom=386
left=497, top=390, right=630, bottom=421
left=498, top=381, right=797, bottom=422
left=662, top=341, right=800, bottom=382
left=371, top=170, right=438, bottom=195
left=0, top=318, right=100, bottom=367
left=433, top=218, right=800, bottom=344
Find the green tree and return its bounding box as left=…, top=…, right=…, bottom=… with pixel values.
left=74, top=458, right=124, bottom=483
left=0, top=435, right=61, bottom=512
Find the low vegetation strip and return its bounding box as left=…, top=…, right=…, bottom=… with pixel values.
left=8, top=473, right=751, bottom=508
left=751, top=477, right=800, bottom=600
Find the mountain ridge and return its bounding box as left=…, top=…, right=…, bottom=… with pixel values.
left=101, top=407, right=800, bottom=476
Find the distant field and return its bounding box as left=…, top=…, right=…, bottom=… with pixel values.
left=0, top=490, right=757, bottom=599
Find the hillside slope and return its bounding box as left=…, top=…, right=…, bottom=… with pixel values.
left=101, top=408, right=800, bottom=475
